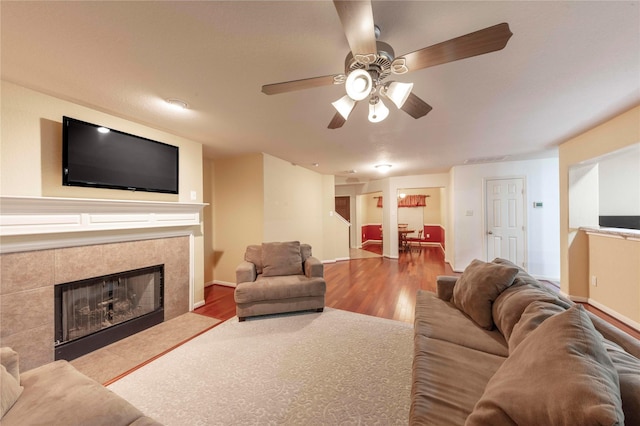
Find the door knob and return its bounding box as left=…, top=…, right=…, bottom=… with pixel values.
left=487, top=231, right=493, bottom=235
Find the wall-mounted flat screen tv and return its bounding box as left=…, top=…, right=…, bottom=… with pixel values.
left=63, top=116, right=179, bottom=194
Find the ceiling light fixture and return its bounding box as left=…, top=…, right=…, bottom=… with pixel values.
left=166, top=98, right=189, bottom=110
left=375, top=164, right=392, bottom=173
left=331, top=95, right=356, bottom=119
left=381, top=81, right=413, bottom=109
left=345, top=69, right=372, bottom=101
left=97, top=127, right=110, bottom=134
left=368, top=96, right=389, bottom=123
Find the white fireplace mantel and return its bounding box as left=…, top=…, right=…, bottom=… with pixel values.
left=0, top=196, right=207, bottom=253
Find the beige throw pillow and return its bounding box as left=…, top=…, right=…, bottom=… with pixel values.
left=261, top=241, right=303, bottom=277
left=466, top=305, right=624, bottom=426
left=452, top=259, right=519, bottom=330
left=1, top=364, right=23, bottom=418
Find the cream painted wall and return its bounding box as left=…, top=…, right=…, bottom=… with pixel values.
left=559, top=105, right=640, bottom=299
left=212, top=153, right=264, bottom=286
left=263, top=154, right=326, bottom=258
left=449, top=158, right=560, bottom=279
left=363, top=191, right=383, bottom=224
left=588, top=234, right=640, bottom=324
left=203, top=159, right=214, bottom=285
left=1, top=81, right=206, bottom=305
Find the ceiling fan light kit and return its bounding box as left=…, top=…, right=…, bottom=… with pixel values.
left=345, top=69, right=373, bottom=101
left=381, top=81, right=414, bottom=109
left=332, top=95, right=357, bottom=119
left=368, top=96, right=389, bottom=123
left=261, top=0, right=513, bottom=130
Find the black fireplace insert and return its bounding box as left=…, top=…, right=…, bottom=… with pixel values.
left=54, top=265, right=164, bottom=361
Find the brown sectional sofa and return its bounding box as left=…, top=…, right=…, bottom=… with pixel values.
left=1, top=348, right=160, bottom=425
left=411, top=258, right=640, bottom=425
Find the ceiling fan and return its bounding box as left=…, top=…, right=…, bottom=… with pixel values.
left=261, top=1, right=513, bottom=129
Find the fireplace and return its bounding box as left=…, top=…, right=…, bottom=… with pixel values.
left=54, top=265, right=164, bottom=361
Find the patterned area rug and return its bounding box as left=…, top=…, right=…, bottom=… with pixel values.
left=108, top=308, right=413, bottom=425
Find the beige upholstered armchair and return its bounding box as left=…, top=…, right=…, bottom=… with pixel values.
left=234, top=241, right=326, bottom=321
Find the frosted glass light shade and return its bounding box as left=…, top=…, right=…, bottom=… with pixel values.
left=345, top=69, right=372, bottom=101
left=383, top=81, right=413, bottom=108
left=331, top=95, right=356, bottom=119
left=368, top=98, right=389, bottom=123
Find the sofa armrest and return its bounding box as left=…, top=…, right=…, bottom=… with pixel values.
left=304, top=256, right=324, bottom=278
left=436, top=276, right=458, bottom=301
left=236, top=261, right=257, bottom=284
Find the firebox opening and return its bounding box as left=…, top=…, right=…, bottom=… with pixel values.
left=54, top=264, right=164, bottom=361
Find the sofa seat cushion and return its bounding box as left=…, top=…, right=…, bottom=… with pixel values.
left=452, top=259, right=519, bottom=330
left=466, top=305, right=624, bottom=426
left=235, top=275, right=326, bottom=304
left=411, top=335, right=506, bottom=426
left=415, top=290, right=508, bottom=357
left=2, top=360, right=153, bottom=426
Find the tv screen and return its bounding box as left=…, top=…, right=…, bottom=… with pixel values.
left=63, top=116, right=179, bottom=194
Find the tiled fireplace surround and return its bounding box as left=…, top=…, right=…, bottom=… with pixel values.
left=0, top=196, right=205, bottom=371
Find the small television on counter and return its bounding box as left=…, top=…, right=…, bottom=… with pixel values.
left=62, top=116, right=179, bottom=194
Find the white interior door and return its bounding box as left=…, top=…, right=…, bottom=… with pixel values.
left=486, top=178, right=526, bottom=268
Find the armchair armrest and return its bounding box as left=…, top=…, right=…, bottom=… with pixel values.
left=304, top=256, right=324, bottom=278
left=236, top=261, right=257, bottom=284
left=436, top=276, right=458, bottom=301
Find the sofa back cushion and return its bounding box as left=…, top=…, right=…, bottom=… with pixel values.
left=452, top=259, right=519, bottom=330
left=245, top=245, right=263, bottom=274
left=466, top=305, right=624, bottom=426
left=508, top=300, right=566, bottom=352
left=492, top=281, right=571, bottom=342
left=261, top=241, right=303, bottom=277
left=603, top=340, right=640, bottom=426
left=300, top=244, right=312, bottom=263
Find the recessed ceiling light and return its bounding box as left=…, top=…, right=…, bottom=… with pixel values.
left=375, top=164, right=392, bottom=173
left=348, top=169, right=357, bottom=174
left=166, top=98, right=189, bottom=110
left=312, top=162, right=319, bottom=167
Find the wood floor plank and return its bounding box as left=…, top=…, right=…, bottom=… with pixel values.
left=196, top=246, right=638, bottom=339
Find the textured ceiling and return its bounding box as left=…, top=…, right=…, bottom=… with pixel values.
left=2, top=1, right=639, bottom=181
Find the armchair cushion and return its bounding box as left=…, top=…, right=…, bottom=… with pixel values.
left=261, top=241, right=303, bottom=277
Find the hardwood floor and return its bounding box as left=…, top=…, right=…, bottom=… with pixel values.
left=195, top=244, right=639, bottom=340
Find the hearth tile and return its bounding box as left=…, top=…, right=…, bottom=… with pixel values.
left=0, top=250, right=55, bottom=294
left=1, top=323, right=53, bottom=372
left=0, top=287, right=53, bottom=339
left=54, top=245, right=107, bottom=284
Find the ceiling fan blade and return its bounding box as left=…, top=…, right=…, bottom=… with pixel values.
left=262, top=75, right=339, bottom=95
left=397, top=23, right=513, bottom=72
left=333, top=0, right=377, bottom=56
left=401, top=93, right=433, bottom=119
left=328, top=112, right=347, bottom=129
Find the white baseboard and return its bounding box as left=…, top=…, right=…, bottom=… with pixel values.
left=335, top=257, right=350, bottom=262
left=192, top=300, right=205, bottom=309
left=561, top=291, right=588, bottom=303
left=587, top=299, right=640, bottom=331
left=213, top=280, right=236, bottom=288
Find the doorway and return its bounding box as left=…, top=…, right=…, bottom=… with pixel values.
left=485, top=178, right=526, bottom=268
left=335, top=196, right=351, bottom=246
